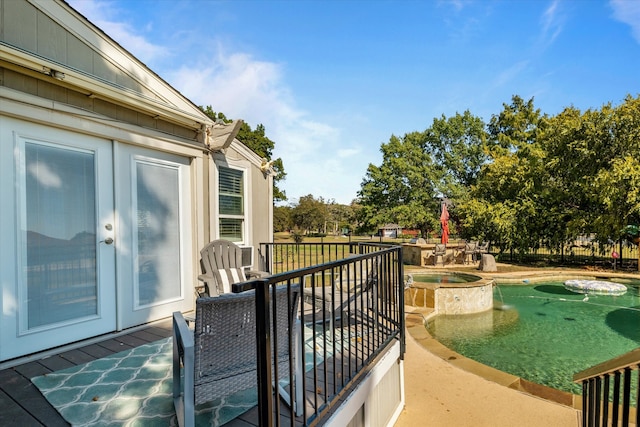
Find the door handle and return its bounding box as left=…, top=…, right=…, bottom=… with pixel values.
left=101, top=237, right=114, bottom=245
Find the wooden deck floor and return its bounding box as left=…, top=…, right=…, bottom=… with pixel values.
left=0, top=317, right=367, bottom=427
left=0, top=304, right=388, bottom=427
left=0, top=320, right=174, bottom=426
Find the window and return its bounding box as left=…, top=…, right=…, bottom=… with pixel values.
left=218, top=166, right=244, bottom=242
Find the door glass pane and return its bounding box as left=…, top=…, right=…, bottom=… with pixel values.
left=135, top=160, right=181, bottom=306
left=24, top=142, right=97, bottom=329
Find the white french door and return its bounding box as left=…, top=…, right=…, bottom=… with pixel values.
left=115, top=143, right=193, bottom=328
left=0, top=116, right=194, bottom=362
left=0, top=117, right=116, bottom=360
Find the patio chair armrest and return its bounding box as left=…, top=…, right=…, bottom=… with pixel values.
left=172, top=312, right=194, bottom=393
left=173, top=312, right=193, bottom=349
left=197, top=274, right=219, bottom=297
left=173, top=311, right=195, bottom=427
left=246, top=269, right=270, bottom=279
left=198, top=273, right=213, bottom=283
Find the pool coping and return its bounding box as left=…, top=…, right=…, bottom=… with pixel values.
left=404, top=267, right=640, bottom=410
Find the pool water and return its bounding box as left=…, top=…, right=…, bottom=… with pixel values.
left=412, top=272, right=481, bottom=284
left=426, top=281, right=640, bottom=396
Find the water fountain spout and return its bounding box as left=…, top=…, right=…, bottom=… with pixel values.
left=493, top=283, right=513, bottom=310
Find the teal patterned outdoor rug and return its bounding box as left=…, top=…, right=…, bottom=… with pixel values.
left=32, top=337, right=257, bottom=426
left=31, top=326, right=347, bottom=426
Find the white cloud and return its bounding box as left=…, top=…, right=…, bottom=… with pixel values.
left=539, top=0, right=564, bottom=48
left=610, top=0, right=640, bottom=44
left=166, top=48, right=368, bottom=203
left=67, top=0, right=362, bottom=204
left=493, top=60, right=530, bottom=88
left=337, top=148, right=360, bottom=158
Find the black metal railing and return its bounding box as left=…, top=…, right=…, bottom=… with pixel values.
left=491, top=240, right=639, bottom=270
left=233, top=243, right=404, bottom=426
left=574, top=348, right=640, bottom=427
left=258, top=242, right=387, bottom=275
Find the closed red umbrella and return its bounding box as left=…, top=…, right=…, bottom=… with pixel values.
left=440, top=203, right=449, bottom=244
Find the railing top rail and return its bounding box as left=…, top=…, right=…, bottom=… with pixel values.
left=261, top=241, right=399, bottom=247
left=234, top=245, right=401, bottom=292
left=573, top=347, right=640, bottom=382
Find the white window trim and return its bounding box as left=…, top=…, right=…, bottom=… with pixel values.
left=214, top=161, right=249, bottom=246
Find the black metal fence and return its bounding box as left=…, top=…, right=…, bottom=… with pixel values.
left=258, top=242, right=386, bottom=275
left=574, top=348, right=639, bottom=427
left=490, top=241, right=639, bottom=271
left=234, top=243, right=405, bottom=426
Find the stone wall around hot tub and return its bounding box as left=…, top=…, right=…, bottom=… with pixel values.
left=434, top=282, right=494, bottom=314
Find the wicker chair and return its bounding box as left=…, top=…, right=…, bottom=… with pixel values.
left=197, top=239, right=268, bottom=297
left=172, top=285, right=302, bottom=427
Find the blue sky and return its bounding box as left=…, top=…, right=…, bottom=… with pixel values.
left=67, top=0, right=640, bottom=205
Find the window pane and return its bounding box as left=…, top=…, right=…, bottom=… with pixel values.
left=219, top=167, right=243, bottom=194
left=219, top=194, right=243, bottom=215
left=219, top=167, right=243, bottom=215
left=220, top=218, right=243, bottom=242
left=24, top=142, right=97, bottom=328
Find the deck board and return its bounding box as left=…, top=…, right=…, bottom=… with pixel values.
left=0, top=368, right=67, bottom=426
left=0, top=320, right=174, bottom=426
left=76, top=343, right=116, bottom=359
left=0, top=318, right=373, bottom=426
left=37, top=355, right=76, bottom=372
left=0, top=388, right=40, bottom=426
left=97, top=338, right=135, bottom=353
left=12, top=361, right=52, bottom=379
left=57, top=348, right=98, bottom=365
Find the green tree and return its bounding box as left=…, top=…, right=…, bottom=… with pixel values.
left=460, top=96, right=547, bottom=254
left=358, top=132, right=442, bottom=238
left=291, top=194, right=328, bottom=234
left=542, top=96, right=640, bottom=245
left=326, top=202, right=354, bottom=235
left=273, top=205, right=293, bottom=232
left=359, top=111, right=488, bottom=239
left=424, top=110, right=489, bottom=193
left=199, top=106, right=287, bottom=202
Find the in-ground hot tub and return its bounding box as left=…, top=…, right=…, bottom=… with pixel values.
left=405, top=272, right=495, bottom=314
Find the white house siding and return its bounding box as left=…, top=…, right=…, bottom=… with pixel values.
left=0, top=0, right=273, bottom=363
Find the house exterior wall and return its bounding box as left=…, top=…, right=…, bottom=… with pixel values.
left=1, top=0, right=203, bottom=122
left=0, top=0, right=273, bottom=362
left=0, top=66, right=198, bottom=143
left=210, top=144, right=274, bottom=267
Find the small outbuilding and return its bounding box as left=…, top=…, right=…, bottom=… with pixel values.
left=378, top=223, right=403, bottom=238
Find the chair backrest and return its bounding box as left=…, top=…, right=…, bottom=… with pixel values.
left=465, top=241, right=477, bottom=251
left=193, top=285, right=300, bottom=400
left=434, top=243, right=447, bottom=255
left=334, top=256, right=378, bottom=294
left=476, top=241, right=489, bottom=252
left=200, top=239, right=247, bottom=295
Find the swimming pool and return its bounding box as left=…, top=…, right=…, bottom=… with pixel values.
left=426, top=280, right=640, bottom=396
